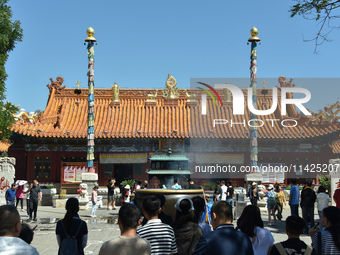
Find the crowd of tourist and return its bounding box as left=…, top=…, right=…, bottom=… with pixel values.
left=1, top=178, right=340, bottom=255
left=5, top=180, right=42, bottom=221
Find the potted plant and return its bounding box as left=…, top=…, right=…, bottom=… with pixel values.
left=41, top=185, right=57, bottom=195
left=120, top=179, right=135, bottom=189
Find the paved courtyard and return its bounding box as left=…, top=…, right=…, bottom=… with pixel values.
left=20, top=203, right=316, bottom=255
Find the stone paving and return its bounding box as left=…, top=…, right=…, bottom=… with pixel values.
left=20, top=203, right=316, bottom=255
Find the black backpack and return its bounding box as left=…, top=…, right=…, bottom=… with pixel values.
left=60, top=220, right=83, bottom=255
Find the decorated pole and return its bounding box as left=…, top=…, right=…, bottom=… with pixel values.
left=248, top=27, right=260, bottom=171
left=85, top=27, right=96, bottom=173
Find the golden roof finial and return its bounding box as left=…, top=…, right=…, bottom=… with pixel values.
left=75, top=80, right=81, bottom=89
left=248, top=27, right=260, bottom=42
left=262, top=80, right=267, bottom=89
left=85, top=27, right=97, bottom=42
left=112, top=82, right=119, bottom=102
left=163, top=73, right=179, bottom=99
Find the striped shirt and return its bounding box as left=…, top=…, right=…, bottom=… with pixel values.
left=137, top=219, right=177, bottom=255
left=313, top=230, right=340, bottom=255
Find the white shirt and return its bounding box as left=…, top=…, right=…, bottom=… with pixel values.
left=0, top=236, right=39, bottom=255
left=124, top=189, right=130, bottom=203
left=317, top=192, right=329, bottom=211
left=220, top=186, right=228, bottom=201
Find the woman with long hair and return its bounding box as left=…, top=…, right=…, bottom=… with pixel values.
left=172, top=196, right=203, bottom=255
left=310, top=206, right=340, bottom=254
left=56, top=197, right=88, bottom=255
left=316, top=186, right=329, bottom=220
left=192, top=196, right=212, bottom=235
left=237, top=205, right=274, bottom=255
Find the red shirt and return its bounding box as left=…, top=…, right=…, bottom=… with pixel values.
left=333, top=189, right=340, bottom=208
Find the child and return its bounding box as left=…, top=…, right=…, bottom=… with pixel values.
left=90, top=186, right=98, bottom=217
left=122, top=185, right=131, bottom=205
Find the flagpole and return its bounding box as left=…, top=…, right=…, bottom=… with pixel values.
left=85, top=27, right=96, bottom=173
left=248, top=27, right=260, bottom=171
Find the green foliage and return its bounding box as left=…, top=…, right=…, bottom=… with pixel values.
left=289, top=0, right=340, bottom=52
left=120, top=179, right=135, bottom=188
left=1, top=151, right=8, bottom=157
left=0, top=101, right=18, bottom=139
left=319, top=175, right=331, bottom=190
left=40, top=185, right=54, bottom=189
left=285, top=186, right=303, bottom=190
left=289, top=0, right=337, bottom=19
left=0, top=0, right=22, bottom=140
left=203, top=181, right=216, bottom=190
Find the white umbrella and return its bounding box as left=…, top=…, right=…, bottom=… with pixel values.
left=15, top=180, right=27, bottom=186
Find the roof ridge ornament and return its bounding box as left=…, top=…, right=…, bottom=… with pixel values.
left=147, top=89, right=159, bottom=101
left=112, top=82, right=119, bottom=102
left=223, top=82, right=231, bottom=103
left=13, top=109, right=38, bottom=124
left=110, top=82, right=121, bottom=107
left=306, top=101, right=340, bottom=125
left=47, top=76, right=66, bottom=94
left=184, top=89, right=196, bottom=102
left=163, top=73, right=180, bottom=99
left=146, top=89, right=159, bottom=106
left=278, top=76, right=295, bottom=87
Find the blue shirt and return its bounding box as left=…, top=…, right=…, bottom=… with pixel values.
left=266, top=190, right=277, bottom=206
left=5, top=188, right=17, bottom=201
left=200, top=202, right=213, bottom=224
left=290, top=185, right=300, bottom=205
left=172, top=183, right=181, bottom=189
left=193, top=224, right=254, bottom=255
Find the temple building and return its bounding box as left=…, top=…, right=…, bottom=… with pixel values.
left=7, top=75, right=340, bottom=191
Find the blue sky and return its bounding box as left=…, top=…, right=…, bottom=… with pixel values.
left=5, top=0, right=340, bottom=113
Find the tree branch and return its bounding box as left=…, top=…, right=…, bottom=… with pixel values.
left=290, top=0, right=340, bottom=52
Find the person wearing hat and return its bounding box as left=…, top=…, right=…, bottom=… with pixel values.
left=172, top=196, right=203, bottom=255
left=265, top=184, right=277, bottom=226
left=248, top=182, right=260, bottom=206
left=122, top=185, right=131, bottom=205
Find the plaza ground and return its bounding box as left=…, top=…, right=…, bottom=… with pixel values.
left=21, top=203, right=316, bottom=255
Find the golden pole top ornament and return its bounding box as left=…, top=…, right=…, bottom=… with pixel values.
left=248, top=27, right=260, bottom=42
left=85, top=27, right=97, bottom=42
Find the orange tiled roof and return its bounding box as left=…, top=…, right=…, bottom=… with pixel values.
left=11, top=76, right=340, bottom=140
left=0, top=141, right=12, bottom=152
left=331, top=140, right=340, bottom=154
